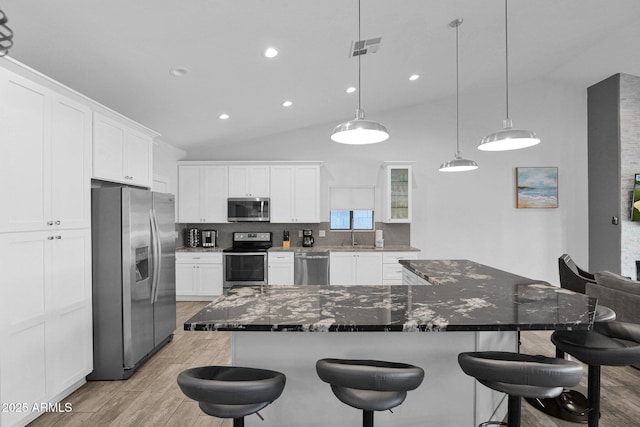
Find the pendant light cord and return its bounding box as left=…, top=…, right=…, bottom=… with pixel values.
left=455, top=21, right=460, bottom=154
left=504, top=0, right=509, bottom=120
left=358, top=0, right=362, bottom=111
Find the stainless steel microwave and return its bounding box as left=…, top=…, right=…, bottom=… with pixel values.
left=227, top=197, right=270, bottom=222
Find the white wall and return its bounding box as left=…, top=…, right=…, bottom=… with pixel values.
left=185, top=77, right=589, bottom=284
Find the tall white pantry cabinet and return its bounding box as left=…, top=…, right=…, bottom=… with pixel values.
left=0, top=64, right=92, bottom=426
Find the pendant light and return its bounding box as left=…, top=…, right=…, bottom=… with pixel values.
left=439, top=18, right=478, bottom=172
left=331, top=0, right=389, bottom=145
left=478, top=0, right=540, bottom=151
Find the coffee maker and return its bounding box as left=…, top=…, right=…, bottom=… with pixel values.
left=201, top=230, right=217, bottom=247
left=302, top=229, right=314, bottom=247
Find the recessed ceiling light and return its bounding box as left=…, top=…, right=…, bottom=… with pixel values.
left=345, top=86, right=356, bottom=94
left=282, top=100, right=293, bottom=107
left=409, top=74, right=420, bottom=81
left=218, top=113, right=230, bottom=120
left=169, top=67, right=189, bottom=77
left=264, top=47, right=278, bottom=58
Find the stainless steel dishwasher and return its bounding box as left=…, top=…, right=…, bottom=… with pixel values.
left=294, top=252, right=330, bottom=285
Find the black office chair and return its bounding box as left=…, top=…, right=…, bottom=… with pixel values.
left=558, top=254, right=595, bottom=294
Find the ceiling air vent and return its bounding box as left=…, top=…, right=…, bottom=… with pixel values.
left=349, top=37, right=382, bottom=57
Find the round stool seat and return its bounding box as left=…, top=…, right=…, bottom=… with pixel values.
left=177, top=366, right=286, bottom=419
left=593, top=305, right=616, bottom=323
left=552, top=321, right=640, bottom=366
left=458, top=352, right=582, bottom=399
left=316, top=359, right=424, bottom=412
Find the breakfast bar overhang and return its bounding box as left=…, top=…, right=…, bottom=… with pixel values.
left=185, top=260, right=596, bottom=426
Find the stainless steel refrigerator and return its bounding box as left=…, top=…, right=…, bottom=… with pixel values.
left=88, top=187, right=176, bottom=380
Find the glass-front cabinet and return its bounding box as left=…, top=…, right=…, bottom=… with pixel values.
left=382, top=162, right=413, bottom=223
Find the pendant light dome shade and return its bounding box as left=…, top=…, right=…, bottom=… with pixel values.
left=331, top=108, right=389, bottom=144
left=478, top=0, right=540, bottom=151
left=439, top=152, right=478, bottom=172
left=478, top=118, right=540, bottom=151
left=331, top=0, right=388, bottom=145
left=439, top=18, right=478, bottom=172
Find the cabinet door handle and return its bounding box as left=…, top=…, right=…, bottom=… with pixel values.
left=55, top=235, right=62, bottom=239
left=55, top=220, right=61, bottom=225
left=47, top=236, right=54, bottom=240
left=47, top=221, right=54, bottom=226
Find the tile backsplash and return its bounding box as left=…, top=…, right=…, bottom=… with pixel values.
left=176, top=222, right=410, bottom=248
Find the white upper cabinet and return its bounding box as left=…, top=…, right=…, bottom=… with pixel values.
left=228, top=165, right=270, bottom=197
left=270, top=165, right=321, bottom=223
left=382, top=163, right=413, bottom=223
left=178, top=165, right=228, bottom=223
left=93, top=112, right=153, bottom=188
left=0, top=68, right=91, bottom=232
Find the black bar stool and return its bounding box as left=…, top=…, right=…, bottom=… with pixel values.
left=316, top=358, right=424, bottom=427
left=551, top=320, right=640, bottom=427
left=527, top=305, right=617, bottom=423
left=458, top=351, right=582, bottom=427
left=177, top=366, right=286, bottom=427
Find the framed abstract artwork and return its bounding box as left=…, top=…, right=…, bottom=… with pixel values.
left=516, top=167, right=558, bottom=208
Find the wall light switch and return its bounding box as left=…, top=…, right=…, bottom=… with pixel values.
left=319, top=230, right=326, bottom=237
left=298, top=230, right=303, bottom=237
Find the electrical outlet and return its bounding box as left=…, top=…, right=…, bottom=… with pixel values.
left=298, top=230, right=303, bottom=237
left=319, top=230, right=326, bottom=237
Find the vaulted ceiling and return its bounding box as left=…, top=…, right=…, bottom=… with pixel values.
left=4, top=0, right=640, bottom=154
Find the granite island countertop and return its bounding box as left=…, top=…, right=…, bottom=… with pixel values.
left=185, top=260, right=596, bottom=333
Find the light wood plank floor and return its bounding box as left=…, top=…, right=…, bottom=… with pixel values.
left=28, top=302, right=640, bottom=426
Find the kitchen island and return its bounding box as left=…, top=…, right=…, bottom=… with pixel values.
left=185, top=260, right=595, bottom=426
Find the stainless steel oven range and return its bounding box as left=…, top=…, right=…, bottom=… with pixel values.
left=223, top=232, right=272, bottom=287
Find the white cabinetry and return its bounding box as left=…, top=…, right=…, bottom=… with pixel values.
left=0, top=229, right=92, bottom=427
left=268, top=252, right=295, bottom=285
left=176, top=252, right=223, bottom=300
left=228, top=165, right=270, bottom=197
left=0, top=69, right=91, bottom=233
left=270, top=165, right=321, bottom=223
left=178, top=165, right=228, bottom=223
left=329, top=252, right=383, bottom=285
left=382, top=163, right=413, bottom=223
left=93, top=112, right=153, bottom=188
left=383, top=252, right=419, bottom=285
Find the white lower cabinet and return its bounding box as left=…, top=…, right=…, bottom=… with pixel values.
left=383, top=252, right=419, bottom=285
left=329, top=252, right=382, bottom=285
left=268, top=252, right=295, bottom=285
left=0, top=229, right=92, bottom=427
left=176, top=253, right=223, bottom=300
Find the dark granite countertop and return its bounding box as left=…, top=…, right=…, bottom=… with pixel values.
left=185, top=260, right=596, bottom=333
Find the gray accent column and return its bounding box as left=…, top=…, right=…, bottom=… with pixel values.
left=588, top=73, right=640, bottom=276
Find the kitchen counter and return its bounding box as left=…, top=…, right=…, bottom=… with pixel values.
left=176, top=245, right=419, bottom=253
left=184, top=259, right=595, bottom=427
left=267, top=245, right=420, bottom=252
left=184, top=260, right=594, bottom=332
left=176, top=246, right=225, bottom=252
left=400, top=258, right=535, bottom=285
